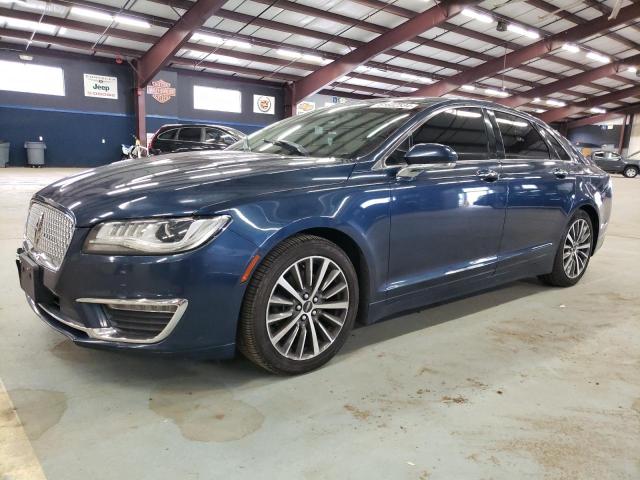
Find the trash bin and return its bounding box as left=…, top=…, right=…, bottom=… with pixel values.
left=0, top=142, right=9, bottom=167
left=24, top=141, right=46, bottom=167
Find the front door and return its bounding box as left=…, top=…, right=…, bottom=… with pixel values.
left=387, top=107, right=507, bottom=299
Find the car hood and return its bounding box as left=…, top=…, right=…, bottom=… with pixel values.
left=36, top=150, right=356, bottom=226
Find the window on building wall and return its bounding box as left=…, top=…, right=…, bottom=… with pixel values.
left=0, top=60, right=65, bottom=96
left=193, top=86, right=241, bottom=113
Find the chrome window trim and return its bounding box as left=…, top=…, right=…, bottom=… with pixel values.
left=31, top=297, right=188, bottom=344
left=373, top=103, right=494, bottom=171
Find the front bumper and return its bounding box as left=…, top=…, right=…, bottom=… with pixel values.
left=17, top=226, right=259, bottom=358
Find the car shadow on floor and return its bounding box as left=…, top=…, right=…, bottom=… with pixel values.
left=49, top=277, right=549, bottom=388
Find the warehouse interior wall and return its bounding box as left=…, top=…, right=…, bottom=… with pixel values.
left=0, top=50, right=284, bottom=167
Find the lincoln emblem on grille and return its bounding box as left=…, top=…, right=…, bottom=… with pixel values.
left=33, top=211, right=45, bottom=248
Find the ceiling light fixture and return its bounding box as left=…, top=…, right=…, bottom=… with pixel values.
left=401, top=73, right=417, bottom=81
left=461, top=8, right=493, bottom=23
left=191, top=33, right=223, bottom=44
left=71, top=6, right=113, bottom=22
left=302, top=53, right=323, bottom=63
left=590, top=107, right=606, bottom=114
left=277, top=49, right=301, bottom=58
left=586, top=51, right=610, bottom=63
left=561, top=43, right=580, bottom=53
left=546, top=99, right=566, bottom=107
left=506, top=23, right=540, bottom=39
left=225, top=39, right=251, bottom=49
left=627, top=66, right=637, bottom=73
left=115, top=15, right=150, bottom=28
left=460, top=84, right=476, bottom=91
left=19, top=54, right=33, bottom=61
left=485, top=88, right=509, bottom=97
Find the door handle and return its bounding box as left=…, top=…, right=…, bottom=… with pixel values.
left=476, top=168, right=499, bottom=182
left=551, top=168, right=569, bottom=179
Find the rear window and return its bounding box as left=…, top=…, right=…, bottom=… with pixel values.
left=178, top=127, right=202, bottom=142
left=495, top=112, right=550, bottom=160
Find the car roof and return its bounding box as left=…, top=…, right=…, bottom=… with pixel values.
left=158, top=123, right=239, bottom=130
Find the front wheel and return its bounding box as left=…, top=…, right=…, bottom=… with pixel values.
left=623, top=165, right=638, bottom=178
left=238, top=235, right=359, bottom=374
left=539, top=210, right=593, bottom=287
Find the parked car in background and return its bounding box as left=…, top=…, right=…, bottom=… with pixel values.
left=590, top=150, right=639, bottom=178
left=17, top=98, right=612, bottom=375
left=149, top=124, right=245, bottom=154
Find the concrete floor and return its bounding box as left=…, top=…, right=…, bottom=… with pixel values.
left=0, top=167, right=639, bottom=480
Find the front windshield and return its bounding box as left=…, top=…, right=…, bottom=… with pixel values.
left=229, top=102, right=424, bottom=158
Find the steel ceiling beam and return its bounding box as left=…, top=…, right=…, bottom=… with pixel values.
left=566, top=103, right=640, bottom=128
left=540, top=85, right=640, bottom=123
left=286, top=0, right=479, bottom=110
left=500, top=53, right=640, bottom=108
left=136, top=0, right=227, bottom=87
left=412, top=2, right=640, bottom=97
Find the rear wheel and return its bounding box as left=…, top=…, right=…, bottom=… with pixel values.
left=539, top=210, right=593, bottom=287
left=238, top=234, right=359, bottom=374
left=623, top=165, right=638, bottom=178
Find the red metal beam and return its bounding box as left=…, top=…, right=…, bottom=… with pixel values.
left=566, top=104, right=640, bottom=129
left=136, top=0, right=227, bottom=87
left=501, top=53, right=640, bottom=108
left=540, top=86, right=640, bottom=123
left=412, top=2, right=640, bottom=97
left=289, top=0, right=479, bottom=107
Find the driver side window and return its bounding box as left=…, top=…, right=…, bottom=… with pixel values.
left=388, top=108, right=490, bottom=165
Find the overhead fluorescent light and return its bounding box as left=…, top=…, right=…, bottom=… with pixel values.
left=485, top=88, right=509, bottom=97
left=302, top=53, right=323, bottom=63
left=535, top=109, right=545, bottom=113
left=19, top=54, right=32, bottom=61
left=461, top=8, right=493, bottom=23
left=277, top=49, right=301, bottom=58
left=561, top=43, right=580, bottom=53
left=461, top=84, right=476, bottom=91
left=71, top=6, right=113, bottom=22
left=58, top=26, right=67, bottom=34
left=225, top=39, right=251, bottom=49
left=401, top=73, right=417, bottom=81
left=546, top=98, right=566, bottom=107
left=191, top=33, right=223, bottom=44
left=586, top=51, right=610, bottom=63
left=627, top=66, right=637, bottom=73
left=115, top=15, right=150, bottom=28
left=506, top=23, right=540, bottom=39
left=338, top=76, right=350, bottom=82
left=3, top=17, right=57, bottom=34
left=533, top=97, right=541, bottom=103
left=590, top=107, right=606, bottom=114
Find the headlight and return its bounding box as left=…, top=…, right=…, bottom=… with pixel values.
left=84, top=216, right=231, bottom=254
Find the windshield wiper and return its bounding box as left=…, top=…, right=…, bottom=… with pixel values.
left=262, top=139, right=309, bottom=156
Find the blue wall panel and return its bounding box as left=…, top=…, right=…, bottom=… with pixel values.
left=0, top=106, right=134, bottom=167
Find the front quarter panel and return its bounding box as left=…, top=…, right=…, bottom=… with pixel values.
left=216, top=163, right=393, bottom=305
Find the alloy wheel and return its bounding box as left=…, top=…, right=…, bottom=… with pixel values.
left=562, top=218, right=591, bottom=279
left=266, top=256, right=349, bottom=360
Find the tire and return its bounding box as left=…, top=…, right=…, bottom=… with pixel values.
left=623, top=165, right=638, bottom=178
left=539, top=210, right=593, bottom=287
left=238, top=234, right=359, bottom=375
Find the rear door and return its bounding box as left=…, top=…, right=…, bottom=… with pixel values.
left=175, top=126, right=204, bottom=151
left=153, top=128, right=178, bottom=153
left=489, top=109, right=576, bottom=274
left=387, top=106, right=507, bottom=298
left=204, top=127, right=230, bottom=150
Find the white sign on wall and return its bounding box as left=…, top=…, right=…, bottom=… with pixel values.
left=253, top=95, right=275, bottom=114
left=83, top=73, right=118, bottom=99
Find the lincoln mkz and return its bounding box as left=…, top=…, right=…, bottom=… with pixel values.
left=17, top=98, right=612, bottom=374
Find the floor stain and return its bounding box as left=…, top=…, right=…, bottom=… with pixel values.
left=632, top=398, right=640, bottom=414
left=149, top=383, right=264, bottom=443
left=441, top=395, right=468, bottom=405
left=8, top=389, right=67, bottom=440
left=344, top=404, right=372, bottom=421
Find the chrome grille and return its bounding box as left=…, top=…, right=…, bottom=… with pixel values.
left=25, top=202, right=75, bottom=270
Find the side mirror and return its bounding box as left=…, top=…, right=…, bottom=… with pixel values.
left=397, top=143, right=457, bottom=179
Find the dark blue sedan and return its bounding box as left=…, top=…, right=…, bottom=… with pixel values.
left=17, top=98, right=612, bottom=374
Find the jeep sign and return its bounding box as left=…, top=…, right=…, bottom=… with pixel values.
left=83, top=73, right=118, bottom=99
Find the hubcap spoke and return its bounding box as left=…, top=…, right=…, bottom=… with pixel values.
left=266, top=255, right=350, bottom=361
left=562, top=218, right=591, bottom=279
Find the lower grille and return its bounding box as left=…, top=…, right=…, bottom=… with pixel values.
left=104, top=306, right=173, bottom=340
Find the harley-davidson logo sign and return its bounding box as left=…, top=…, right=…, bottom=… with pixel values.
left=146, top=79, right=176, bottom=103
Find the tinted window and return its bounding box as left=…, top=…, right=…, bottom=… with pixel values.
left=495, top=112, right=550, bottom=160
left=411, top=108, right=489, bottom=161
left=178, top=127, right=202, bottom=142
left=157, top=129, right=177, bottom=140
left=204, top=128, right=221, bottom=143
left=541, top=129, right=571, bottom=161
